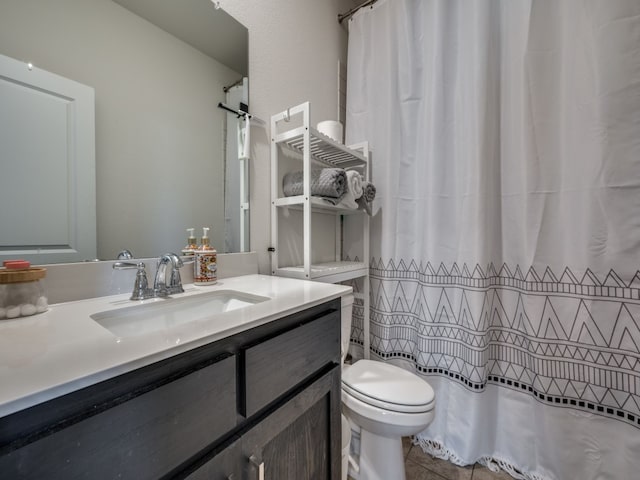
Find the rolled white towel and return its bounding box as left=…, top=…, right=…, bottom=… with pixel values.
left=333, top=170, right=362, bottom=209
left=349, top=170, right=364, bottom=199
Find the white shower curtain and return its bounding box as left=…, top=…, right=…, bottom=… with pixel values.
left=345, top=1, right=640, bottom=479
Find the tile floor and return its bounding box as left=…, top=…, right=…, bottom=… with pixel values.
left=401, top=438, right=514, bottom=480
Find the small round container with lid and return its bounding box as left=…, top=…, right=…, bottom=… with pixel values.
left=0, top=260, right=48, bottom=320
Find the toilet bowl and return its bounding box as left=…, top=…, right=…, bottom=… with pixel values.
left=342, top=360, right=435, bottom=480
left=340, top=294, right=435, bottom=480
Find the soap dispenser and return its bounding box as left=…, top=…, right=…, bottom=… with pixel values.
left=194, top=227, right=217, bottom=285
left=182, top=228, right=198, bottom=257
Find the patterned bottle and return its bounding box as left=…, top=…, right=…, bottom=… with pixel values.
left=194, top=227, right=217, bottom=285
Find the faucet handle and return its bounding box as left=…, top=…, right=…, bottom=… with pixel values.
left=113, top=261, right=154, bottom=300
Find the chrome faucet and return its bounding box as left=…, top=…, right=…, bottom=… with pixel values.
left=154, top=253, right=192, bottom=297
left=114, top=253, right=193, bottom=301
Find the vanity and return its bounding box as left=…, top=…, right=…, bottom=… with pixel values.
left=0, top=274, right=350, bottom=479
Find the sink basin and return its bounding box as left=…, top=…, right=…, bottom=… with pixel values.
left=91, top=290, right=269, bottom=338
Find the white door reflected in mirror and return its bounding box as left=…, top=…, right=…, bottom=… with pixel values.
left=0, top=53, right=96, bottom=264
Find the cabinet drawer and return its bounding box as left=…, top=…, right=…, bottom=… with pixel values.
left=0, top=354, right=237, bottom=480
left=243, top=309, right=340, bottom=417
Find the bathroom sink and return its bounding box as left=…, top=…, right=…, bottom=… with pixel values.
left=91, top=290, right=269, bottom=338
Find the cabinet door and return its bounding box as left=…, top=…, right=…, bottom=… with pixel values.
left=241, top=366, right=341, bottom=480
left=184, top=438, right=242, bottom=480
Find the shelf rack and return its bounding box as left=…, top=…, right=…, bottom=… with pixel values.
left=270, top=102, right=371, bottom=358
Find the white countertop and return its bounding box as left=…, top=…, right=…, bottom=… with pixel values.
left=0, top=274, right=351, bottom=417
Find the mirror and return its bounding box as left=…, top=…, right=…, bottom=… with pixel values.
left=0, top=0, right=249, bottom=263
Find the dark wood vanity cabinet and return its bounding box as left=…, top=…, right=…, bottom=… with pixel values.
left=0, top=299, right=342, bottom=480
left=187, top=367, right=340, bottom=480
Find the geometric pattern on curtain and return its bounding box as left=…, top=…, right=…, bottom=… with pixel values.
left=350, top=258, right=640, bottom=430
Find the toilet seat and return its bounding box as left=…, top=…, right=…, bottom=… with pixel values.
left=342, top=360, right=435, bottom=414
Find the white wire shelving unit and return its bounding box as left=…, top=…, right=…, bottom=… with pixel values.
left=270, top=101, right=371, bottom=357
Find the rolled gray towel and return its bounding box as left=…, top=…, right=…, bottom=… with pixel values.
left=362, top=181, right=376, bottom=202
left=355, top=176, right=376, bottom=215
left=283, top=168, right=347, bottom=198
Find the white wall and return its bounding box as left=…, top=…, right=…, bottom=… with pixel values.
left=220, top=0, right=350, bottom=274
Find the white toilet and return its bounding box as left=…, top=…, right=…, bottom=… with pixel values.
left=341, top=294, right=435, bottom=480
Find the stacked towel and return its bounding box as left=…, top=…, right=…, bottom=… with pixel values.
left=283, top=168, right=346, bottom=199
left=282, top=167, right=377, bottom=213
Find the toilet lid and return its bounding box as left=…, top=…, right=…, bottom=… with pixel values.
left=342, top=360, right=435, bottom=414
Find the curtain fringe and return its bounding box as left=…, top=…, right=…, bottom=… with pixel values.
left=413, top=437, right=551, bottom=480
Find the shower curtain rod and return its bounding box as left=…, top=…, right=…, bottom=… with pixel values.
left=218, top=102, right=251, bottom=118
left=338, top=0, right=378, bottom=24
left=217, top=102, right=265, bottom=125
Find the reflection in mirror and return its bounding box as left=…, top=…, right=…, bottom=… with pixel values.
left=0, top=0, right=249, bottom=264
left=224, top=78, right=251, bottom=253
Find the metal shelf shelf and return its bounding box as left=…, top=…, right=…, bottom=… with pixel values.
left=273, top=196, right=365, bottom=215
left=275, top=127, right=367, bottom=169
left=274, top=261, right=368, bottom=284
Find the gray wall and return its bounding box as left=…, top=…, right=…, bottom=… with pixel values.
left=221, top=0, right=351, bottom=273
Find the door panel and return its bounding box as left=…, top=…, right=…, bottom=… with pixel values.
left=241, top=366, right=341, bottom=480
left=0, top=52, right=96, bottom=263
